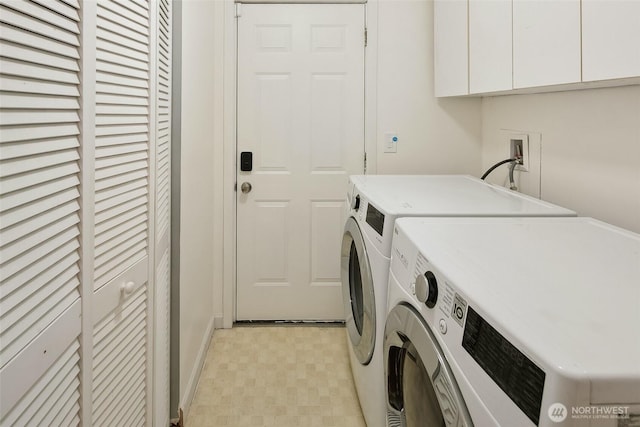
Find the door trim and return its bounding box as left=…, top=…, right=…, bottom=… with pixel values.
left=221, top=0, right=379, bottom=326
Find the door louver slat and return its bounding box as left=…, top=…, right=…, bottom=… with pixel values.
left=96, top=38, right=149, bottom=63
left=0, top=124, right=80, bottom=144
left=0, top=61, right=78, bottom=87
left=0, top=24, right=79, bottom=58
left=1, top=267, right=79, bottom=336
left=0, top=5, right=79, bottom=45
left=96, top=18, right=147, bottom=47
left=0, top=137, right=79, bottom=160
left=109, top=0, right=149, bottom=20
left=0, top=175, right=79, bottom=214
left=0, top=256, right=78, bottom=315
left=58, top=0, right=79, bottom=9
left=0, top=42, right=80, bottom=72
left=30, top=0, right=79, bottom=21
left=97, top=3, right=149, bottom=36
left=0, top=238, right=79, bottom=297
left=0, top=110, right=79, bottom=126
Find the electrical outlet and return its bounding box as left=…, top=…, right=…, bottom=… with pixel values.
left=509, top=133, right=529, bottom=172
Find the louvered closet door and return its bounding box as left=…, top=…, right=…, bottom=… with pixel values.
left=89, top=0, right=152, bottom=425
left=0, top=0, right=82, bottom=425
left=154, top=0, right=172, bottom=424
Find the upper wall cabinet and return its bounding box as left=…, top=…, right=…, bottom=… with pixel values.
left=435, top=0, right=640, bottom=96
left=469, top=0, right=512, bottom=93
left=513, top=0, right=581, bottom=88
left=582, top=0, right=640, bottom=81
left=434, top=0, right=469, bottom=96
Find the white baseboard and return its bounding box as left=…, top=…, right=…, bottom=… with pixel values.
left=214, top=314, right=224, bottom=329
left=179, top=316, right=215, bottom=421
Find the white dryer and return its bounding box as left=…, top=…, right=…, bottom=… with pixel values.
left=340, top=175, right=576, bottom=427
left=385, top=217, right=640, bottom=427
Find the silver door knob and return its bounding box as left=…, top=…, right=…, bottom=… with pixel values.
left=241, top=182, right=252, bottom=194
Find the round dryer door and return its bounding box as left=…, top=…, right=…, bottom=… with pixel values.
left=341, top=216, right=375, bottom=365
left=384, top=303, right=473, bottom=427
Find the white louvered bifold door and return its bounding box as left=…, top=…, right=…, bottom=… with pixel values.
left=154, top=0, right=172, bottom=424
left=0, top=1, right=82, bottom=425
left=1, top=0, right=167, bottom=425
left=89, top=0, right=153, bottom=426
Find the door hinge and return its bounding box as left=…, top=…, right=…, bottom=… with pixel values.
left=364, top=152, right=367, bottom=174
left=364, top=27, right=368, bottom=47
left=234, top=182, right=237, bottom=192
left=235, top=3, right=242, bottom=18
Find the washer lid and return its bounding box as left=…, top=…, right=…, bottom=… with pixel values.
left=395, top=216, right=640, bottom=404
left=350, top=175, right=576, bottom=217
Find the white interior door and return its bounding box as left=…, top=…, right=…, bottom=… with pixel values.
left=236, top=3, right=365, bottom=320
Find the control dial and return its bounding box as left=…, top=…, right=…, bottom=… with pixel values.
left=352, top=194, right=361, bottom=211
left=415, top=271, right=438, bottom=308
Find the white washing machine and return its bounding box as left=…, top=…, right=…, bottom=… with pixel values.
left=339, top=175, right=576, bottom=427
left=385, top=217, right=640, bottom=427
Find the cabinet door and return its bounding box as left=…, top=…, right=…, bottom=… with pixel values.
left=513, top=0, right=581, bottom=88
left=582, top=0, right=640, bottom=81
left=434, top=0, right=469, bottom=96
left=469, top=0, right=512, bottom=93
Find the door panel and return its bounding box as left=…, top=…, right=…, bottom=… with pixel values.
left=93, top=0, right=151, bottom=290
left=311, top=201, right=344, bottom=283
left=237, top=4, right=365, bottom=320
left=154, top=0, right=172, bottom=423
left=90, top=3, right=152, bottom=425
left=92, top=282, right=148, bottom=426
left=0, top=1, right=82, bottom=424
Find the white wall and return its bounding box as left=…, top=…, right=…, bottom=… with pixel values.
left=179, top=0, right=217, bottom=413
left=375, top=0, right=482, bottom=174
left=482, top=85, right=640, bottom=233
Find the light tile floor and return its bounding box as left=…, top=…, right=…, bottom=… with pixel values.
left=187, top=326, right=367, bottom=427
